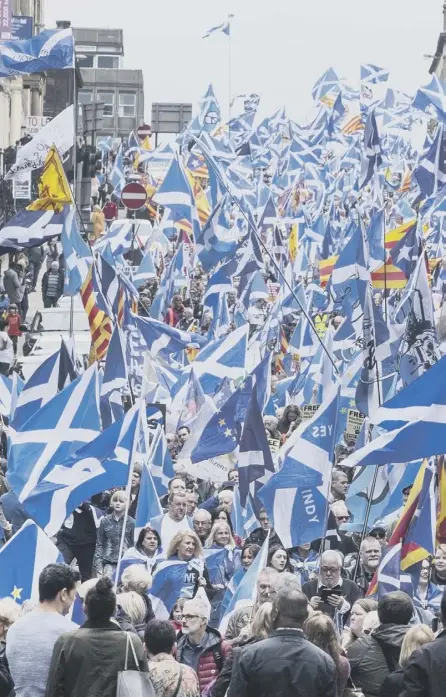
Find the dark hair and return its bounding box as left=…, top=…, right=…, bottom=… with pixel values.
left=85, top=577, right=116, bottom=622
left=277, top=405, right=302, bottom=434
left=144, top=619, right=176, bottom=655
left=441, top=590, right=446, bottom=624
left=38, top=564, right=79, bottom=603
left=273, top=587, right=308, bottom=627
left=378, top=591, right=413, bottom=625
left=241, top=543, right=261, bottom=563
left=304, top=613, right=342, bottom=674
left=168, top=475, right=187, bottom=490
left=169, top=597, right=186, bottom=620
left=135, top=526, right=161, bottom=554
left=267, top=545, right=293, bottom=573
left=176, top=425, right=190, bottom=435
left=211, top=505, right=235, bottom=536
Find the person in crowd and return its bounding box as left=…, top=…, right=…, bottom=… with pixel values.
left=431, top=544, right=446, bottom=587
left=267, top=544, right=294, bottom=573
left=176, top=596, right=229, bottom=695
left=45, top=577, right=148, bottom=697
left=164, top=294, right=184, bottom=327
left=151, top=492, right=192, bottom=551
left=193, top=509, right=212, bottom=545
left=90, top=204, right=105, bottom=240
left=346, top=590, right=413, bottom=697
left=368, top=525, right=387, bottom=550
left=122, top=525, right=163, bottom=573
left=27, top=245, right=45, bottom=292
left=200, top=486, right=235, bottom=514
left=7, top=564, right=79, bottom=697
left=263, top=415, right=282, bottom=442
left=176, top=425, right=191, bottom=450
left=210, top=603, right=274, bottom=697
left=166, top=433, right=179, bottom=459
left=288, top=542, right=319, bottom=584
left=115, top=590, right=147, bottom=639
left=0, top=598, right=20, bottom=696
left=120, top=565, right=155, bottom=628
left=0, top=319, right=14, bottom=375
left=330, top=469, right=349, bottom=502
left=341, top=598, right=379, bottom=650
left=0, top=487, right=29, bottom=534
left=227, top=469, right=239, bottom=484
left=205, top=521, right=240, bottom=627
left=303, top=550, right=363, bottom=629
left=415, top=557, right=443, bottom=615
left=145, top=619, right=200, bottom=697
left=102, top=195, right=118, bottom=228
left=170, top=598, right=186, bottom=633
left=160, top=476, right=187, bottom=509
left=329, top=500, right=358, bottom=556
left=166, top=530, right=214, bottom=599
left=44, top=241, right=59, bottom=270
left=3, top=262, right=25, bottom=308
left=219, top=544, right=261, bottom=623
left=5, top=303, right=23, bottom=355
left=401, top=590, right=446, bottom=697
left=277, top=405, right=302, bottom=440
left=304, top=612, right=351, bottom=696
left=57, top=502, right=101, bottom=582
left=128, top=463, right=142, bottom=518
left=345, top=536, right=382, bottom=595
left=227, top=586, right=337, bottom=697
left=381, top=624, right=434, bottom=697
left=210, top=506, right=241, bottom=546
left=41, top=261, right=64, bottom=308
left=93, top=491, right=135, bottom=578
left=245, top=508, right=282, bottom=548
left=186, top=491, right=199, bottom=516
left=225, top=567, right=279, bottom=640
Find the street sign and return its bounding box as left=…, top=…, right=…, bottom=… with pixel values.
left=12, top=170, right=31, bottom=200
left=137, top=124, right=152, bottom=140
left=24, top=115, right=52, bottom=136
left=121, top=182, right=148, bottom=210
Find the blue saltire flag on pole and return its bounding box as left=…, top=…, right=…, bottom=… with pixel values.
left=149, top=426, right=176, bottom=497
left=258, top=385, right=341, bottom=549
left=376, top=543, right=414, bottom=599
left=191, top=324, right=248, bottom=395
left=219, top=531, right=269, bottom=634
left=0, top=520, right=63, bottom=604
left=0, top=207, right=69, bottom=253
left=19, top=403, right=141, bottom=537
left=202, top=20, right=230, bottom=39
left=61, top=207, right=92, bottom=295
left=7, top=364, right=101, bottom=506
left=0, top=27, right=74, bottom=77
left=149, top=559, right=200, bottom=619
left=135, top=438, right=163, bottom=540
left=133, top=314, right=206, bottom=358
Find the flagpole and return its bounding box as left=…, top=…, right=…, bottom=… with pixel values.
left=228, top=13, right=234, bottom=136
left=70, top=63, right=78, bottom=338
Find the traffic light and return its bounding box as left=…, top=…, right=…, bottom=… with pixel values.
left=89, top=147, right=103, bottom=177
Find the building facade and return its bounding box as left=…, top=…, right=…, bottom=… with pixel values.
left=429, top=2, right=446, bottom=79
left=73, top=27, right=144, bottom=145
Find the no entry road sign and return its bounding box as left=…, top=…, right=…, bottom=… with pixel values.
left=121, top=182, right=148, bottom=211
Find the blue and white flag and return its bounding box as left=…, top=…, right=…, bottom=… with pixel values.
left=219, top=532, right=269, bottom=634
left=154, top=154, right=195, bottom=220
left=134, top=314, right=206, bottom=358
left=133, top=248, right=156, bottom=288
left=203, top=20, right=230, bottom=39
left=109, top=144, right=125, bottom=195
left=414, top=124, right=446, bottom=197
left=150, top=559, right=201, bottom=619
left=360, top=64, right=389, bottom=85
left=0, top=520, right=63, bottom=604
left=359, top=110, right=382, bottom=189
left=21, top=404, right=140, bottom=537
left=0, top=27, right=74, bottom=77
left=312, top=67, right=341, bottom=102
left=192, top=324, right=248, bottom=394
left=149, top=426, right=176, bottom=497
left=0, top=206, right=69, bottom=253
left=377, top=543, right=414, bottom=599
left=61, top=207, right=92, bottom=295
left=8, top=365, right=101, bottom=506
left=258, top=385, right=341, bottom=548
left=135, top=447, right=163, bottom=539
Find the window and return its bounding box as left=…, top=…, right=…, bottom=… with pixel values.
left=119, top=93, right=136, bottom=118
left=96, top=55, right=119, bottom=69
left=78, top=91, right=93, bottom=105
left=98, top=92, right=114, bottom=117
left=76, top=54, right=94, bottom=68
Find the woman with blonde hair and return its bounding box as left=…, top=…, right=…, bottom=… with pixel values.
left=205, top=522, right=241, bottom=628
left=165, top=530, right=214, bottom=601
left=90, top=204, right=105, bottom=240
left=341, top=598, right=379, bottom=650
left=120, top=565, right=154, bottom=627
left=381, top=624, right=434, bottom=697
left=304, top=612, right=350, bottom=697
left=93, top=491, right=135, bottom=578
left=115, top=591, right=147, bottom=640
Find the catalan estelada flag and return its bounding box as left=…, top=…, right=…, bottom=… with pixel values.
left=319, top=254, right=338, bottom=287
left=401, top=459, right=436, bottom=570
left=81, top=268, right=112, bottom=361
left=371, top=261, right=407, bottom=289
left=437, top=456, right=446, bottom=544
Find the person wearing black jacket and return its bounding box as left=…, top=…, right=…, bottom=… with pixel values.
left=401, top=591, right=446, bottom=697
left=57, top=503, right=101, bottom=581
left=227, top=586, right=336, bottom=697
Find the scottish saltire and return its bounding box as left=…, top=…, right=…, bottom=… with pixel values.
left=258, top=385, right=340, bottom=548
left=0, top=375, right=12, bottom=418
left=110, top=144, right=125, bottom=195
left=192, top=324, right=248, bottom=394
left=61, top=207, right=92, bottom=294
left=312, top=67, right=341, bottom=102
left=100, top=324, right=127, bottom=428
left=238, top=384, right=275, bottom=507
left=360, top=64, right=389, bottom=85
left=359, top=111, right=382, bottom=189
left=376, top=543, right=414, bottom=599
left=134, top=314, right=206, bottom=358
left=7, top=365, right=101, bottom=505
left=149, top=426, right=176, bottom=497
left=203, top=20, right=230, bottom=39
left=133, top=248, right=156, bottom=288
left=21, top=404, right=140, bottom=537
left=219, top=532, right=269, bottom=634
left=135, top=457, right=163, bottom=540
left=0, top=206, right=70, bottom=253
left=400, top=458, right=436, bottom=570
left=0, top=27, right=74, bottom=77
left=437, top=456, right=446, bottom=543
left=154, top=154, right=195, bottom=220
left=149, top=559, right=194, bottom=619
left=0, top=520, right=63, bottom=604
left=414, top=124, right=446, bottom=197
left=413, top=75, right=446, bottom=123
left=12, top=341, right=77, bottom=431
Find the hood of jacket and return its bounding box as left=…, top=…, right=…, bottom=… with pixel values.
left=371, top=623, right=409, bottom=648
left=177, top=625, right=223, bottom=652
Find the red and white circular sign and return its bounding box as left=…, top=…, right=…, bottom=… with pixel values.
left=121, top=182, right=148, bottom=210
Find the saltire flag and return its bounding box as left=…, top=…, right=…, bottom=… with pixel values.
left=437, top=456, right=446, bottom=543
left=7, top=364, right=101, bottom=506
left=0, top=520, right=63, bottom=604
left=100, top=324, right=128, bottom=428
left=12, top=340, right=77, bottom=431
left=0, top=207, right=70, bottom=254
left=238, top=384, right=275, bottom=508
left=412, top=74, right=446, bottom=124
left=312, top=67, right=341, bottom=102
left=61, top=207, right=92, bottom=295
left=148, top=426, right=176, bottom=497
left=359, top=110, right=382, bottom=189
left=18, top=404, right=141, bottom=537
left=258, top=385, right=341, bottom=548
left=135, top=435, right=163, bottom=539
left=150, top=559, right=201, bottom=619
left=0, top=28, right=74, bottom=77
left=133, top=314, right=206, bottom=358
left=191, top=324, right=248, bottom=395
left=203, top=20, right=231, bottom=38
left=80, top=266, right=113, bottom=361
left=109, top=144, right=125, bottom=195
left=154, top=154, right=195, bottom=221
left=414, top=124, right=446, bottom=197
left=219, top=531, right=269, bottom=634
left=376, top=543, right=414, bottom=599
left=360, top=64, right=389, bottom=85
left=133, top=248, right=156, bottom=288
